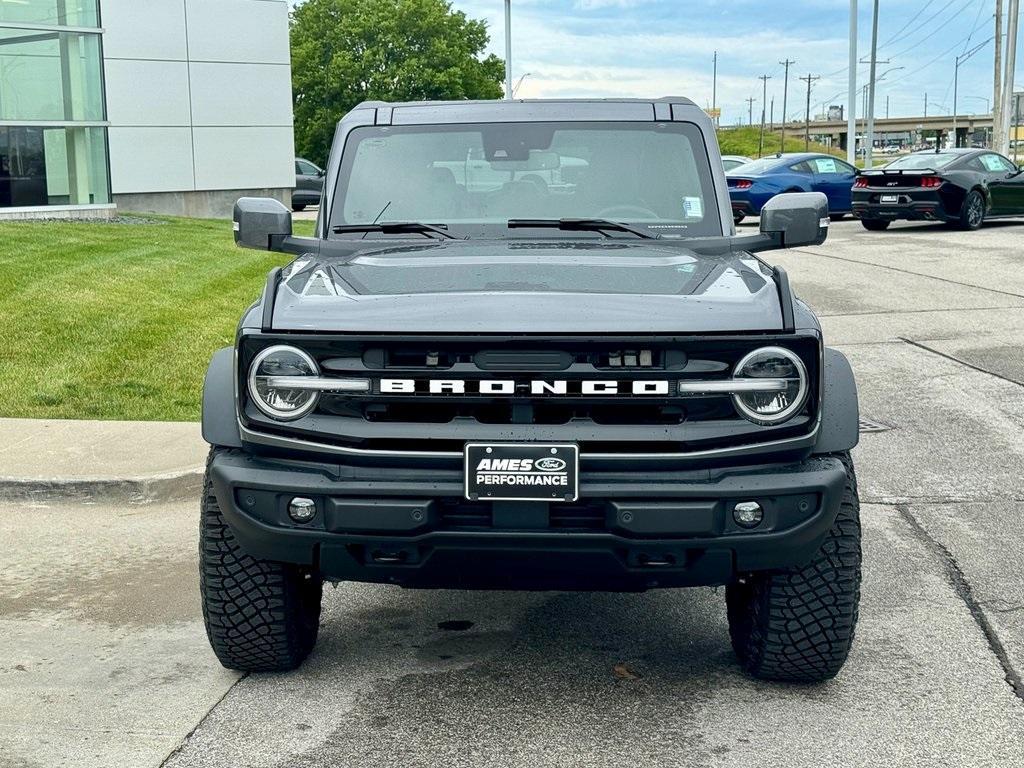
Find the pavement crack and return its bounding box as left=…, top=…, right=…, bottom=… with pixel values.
left=159, top=672, right=247, bottom=767
left=897, top=337, right=1024, bottom=389
left=790, top=248, right=1024, bottom=301
left=896, top=504, right=1024, bottom=704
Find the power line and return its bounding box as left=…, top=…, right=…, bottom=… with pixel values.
left=888, top=0, right=978, bottom=60
left=879, top=0, right=938, bottom=49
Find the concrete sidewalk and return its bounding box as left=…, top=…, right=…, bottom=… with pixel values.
left=0, top=418, right=207, bottom=502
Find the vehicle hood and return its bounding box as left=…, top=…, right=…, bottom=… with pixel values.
left=269, top=239, right=784, bottom=334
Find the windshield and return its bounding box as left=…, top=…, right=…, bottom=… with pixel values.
left=728, top=158, right=780, bottom=175
left=886, top=153, right=960, bottom=170
left=330, top=121, right=721, bottom=238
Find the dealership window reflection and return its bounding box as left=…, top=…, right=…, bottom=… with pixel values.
left=0, top=0, right=100, bottom=28
left=0, top=0, right=109, bottom=209
left=0, top=125, right=109, bottom=206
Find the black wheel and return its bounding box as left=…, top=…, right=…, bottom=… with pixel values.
left=956, top=189, right=985, bottom=231
left=733, top=213, right=746, bottom=225
left=861, top=218, right=890, bottom=231
left=292, top=203, right=307, bottom=212
left=726, top=452, right=862, bottom=683
left=200, top=448, right=322, bottom=672
left=829, top=213, right=847, bottom=222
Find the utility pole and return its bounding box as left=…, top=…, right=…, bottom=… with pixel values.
left=1001, top=0, right=1020, bottom=155
left=847, top=0, right=858, bottom=163
left=886, top=94, right=890, bottom=119
left=780, top=58, right=796, bottom=152
left=758, top=74, right=772, bottom=156
left=995, top=0, right=1004, bottom=152
left=770, top=97, right=775, bottom=134
left=924, top=92, right=928, bottom=118
left=712, top=51, right=718, bottom=125
left=865, top=0, right=881, bottom=168
left=746, top=96, right=756, bottom=126
left=504, top=0, right=513, bottom=100
left=800, top=73, right=820, bottom=151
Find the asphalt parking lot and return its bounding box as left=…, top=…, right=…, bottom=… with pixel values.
left=2, top=218, right=1024, bottom=767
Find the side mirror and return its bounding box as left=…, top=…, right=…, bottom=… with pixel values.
left=234, top=197, right=292, bottom=251
left=317, top=168, right=326, bottom=177
left=760, top=192, right=828, bottom=248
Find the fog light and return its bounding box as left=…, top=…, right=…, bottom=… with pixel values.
left=288, top=497, right=317, bottom=523
left=733, top=501, right=763, bottom=528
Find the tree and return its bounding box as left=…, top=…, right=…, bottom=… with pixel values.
left=290, top=0, right=506, bottom=166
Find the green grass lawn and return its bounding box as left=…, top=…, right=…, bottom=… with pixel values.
left=0, top=215, right=313, bottom=422
left=717, top=126, right=842, bottom=159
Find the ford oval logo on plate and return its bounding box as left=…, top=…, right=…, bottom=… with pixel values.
left=535, top=457, right=567, bottom=472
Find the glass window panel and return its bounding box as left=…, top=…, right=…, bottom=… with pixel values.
left=0, top=125, right=109, bottom=207
left=0, top=27, right=104, bottom=121
left=0, top=0, right=99, bottom=27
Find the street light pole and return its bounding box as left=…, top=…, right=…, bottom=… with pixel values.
left=847, top=0, right=858, bottom=164
left=504, top=0, right=513, bottom=100
left=758, top=74, right=772, bottom=156
left=780, top=58, right=795, bottom=152
left=712, top=51, right=718, bottom=125
left=995, top=0, right=1004, bottom=151
left=1001, top=0, right=1020, bottom=153
left=865, top=0, right=880, bottom=168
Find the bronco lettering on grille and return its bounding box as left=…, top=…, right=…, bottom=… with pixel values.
left=380, top=379, right=671, bottom=396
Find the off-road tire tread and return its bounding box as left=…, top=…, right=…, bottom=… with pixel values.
left=726, top=452, right=861, bottom=683
left=200, top=448, right=322, bottom=672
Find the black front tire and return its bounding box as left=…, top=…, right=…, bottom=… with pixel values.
left=726, top=452, right=862, bottom=683
left=956, top=189, right=985, bottom=231
left=861, top=218, right=890, bottom=231
left=200, top=449, right=323, bottom=672
left=292, top=203, right=307, bottom=212
left=829, top=213, right=847, bottom=222
left=733, top=213, right=746, bottom=225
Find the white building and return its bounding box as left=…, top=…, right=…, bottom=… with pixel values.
left=0, top=0, right=295, bottom=219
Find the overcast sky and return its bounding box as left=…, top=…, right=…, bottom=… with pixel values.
left=448, top=0, right=1018, bottom=124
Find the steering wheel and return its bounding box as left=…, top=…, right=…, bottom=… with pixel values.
left=596, top=204, right=658, bottom=219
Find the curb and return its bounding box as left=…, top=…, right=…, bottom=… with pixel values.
left=0, top=467, right=204, bottom=505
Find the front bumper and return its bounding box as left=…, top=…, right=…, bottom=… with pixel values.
left=209, top=450, right=848, bottom=591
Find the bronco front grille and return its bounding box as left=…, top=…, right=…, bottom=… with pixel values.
left=238, top=334, right=821, bottom=456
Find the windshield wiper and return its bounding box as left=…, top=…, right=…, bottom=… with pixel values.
left=507, top=218, right=659, bottom=239
left=331, top=221, right=456, bottom=239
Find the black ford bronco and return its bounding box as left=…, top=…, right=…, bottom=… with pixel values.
left=201, top=98, right=861, bottom=682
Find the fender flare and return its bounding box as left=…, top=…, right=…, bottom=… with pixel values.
left=202, top=347, right=242, bottom=448
left=813, top=347, right=860, bottom=454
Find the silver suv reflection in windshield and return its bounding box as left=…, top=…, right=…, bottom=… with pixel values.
left=331, top=121, right=720, bottom=237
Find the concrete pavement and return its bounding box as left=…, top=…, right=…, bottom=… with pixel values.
left=2, top=218, right=1023, bottom=767
left=0, top=419, right=206, bottom=502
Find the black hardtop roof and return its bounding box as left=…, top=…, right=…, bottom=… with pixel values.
left=354, top=96, right=697, bottom=110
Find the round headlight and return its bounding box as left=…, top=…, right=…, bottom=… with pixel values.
left=731, top=346, right=808, bottom=425
left=248, top=345, right=320, bottom=421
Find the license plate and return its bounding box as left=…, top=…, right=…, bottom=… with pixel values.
left=880, top=195, right=899, bottom=204
left=464, top=443, right=579, bottom=502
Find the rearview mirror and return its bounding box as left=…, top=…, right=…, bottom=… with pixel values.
left=759, top=192, right=828, bottom=248
left=234, top=197, right=292, bottom=251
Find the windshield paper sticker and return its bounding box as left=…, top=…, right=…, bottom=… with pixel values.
left=683, top=197, right=704, bottom=218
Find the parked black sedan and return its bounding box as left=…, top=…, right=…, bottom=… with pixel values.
left=852, top=149, right=1024, bottom=231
